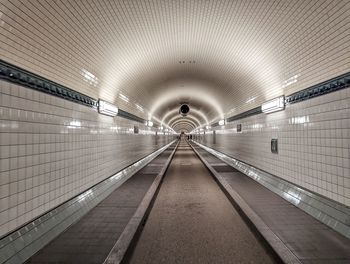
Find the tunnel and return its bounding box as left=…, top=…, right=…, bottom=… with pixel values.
left=0, top=1, right=350, bottom=263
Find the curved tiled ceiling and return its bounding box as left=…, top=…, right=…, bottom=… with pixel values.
left=0, top=0, right=349, bottom=132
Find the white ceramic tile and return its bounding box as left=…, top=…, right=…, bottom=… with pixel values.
left=196, top=88, right=350, bottom=207
left=0, top=80, right=174, bottom=237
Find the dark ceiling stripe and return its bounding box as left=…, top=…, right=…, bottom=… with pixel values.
left=117, top=109, right=146, bottom=124
left=0, top=59, right=97, bottom=108
left=285, top=72, right=350, bottom=104
left=0, top=59, right=147, bottom=124
left=212, top=71, right=350, bottom=127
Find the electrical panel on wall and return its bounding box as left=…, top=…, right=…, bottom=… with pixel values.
left=134, top=126, right=139, bottom=134
left=271, top=139, right=278, bottom=154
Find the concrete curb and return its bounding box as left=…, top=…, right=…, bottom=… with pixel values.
left=189, top=141, right=301, bottom=264
left=103, top=141, right=179, bottom=264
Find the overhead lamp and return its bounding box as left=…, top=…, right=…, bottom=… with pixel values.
left=218, top=119, right=226, bottom=126
left=98, top=99, right=118, bottom=116
left=262, top=96, right=285, bottom=114
left=159, top=126, right=163, bottom=130
left=206, top=125, right=210, bottom=130
left=147, top=120, right=153, bottom=127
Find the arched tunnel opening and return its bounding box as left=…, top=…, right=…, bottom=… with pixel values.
left=0, top=1, right=349, bottom=264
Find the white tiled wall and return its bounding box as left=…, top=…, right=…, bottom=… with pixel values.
left=195, top=88, right=350, bottom=206
left=0, top=80, right=174, bottom=237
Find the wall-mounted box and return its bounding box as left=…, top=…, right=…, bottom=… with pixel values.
left=134, top=126, right=139, bottom=134
left=271, top=139, right=278, bottom=153
left=98, top=99, right=118, bottom=116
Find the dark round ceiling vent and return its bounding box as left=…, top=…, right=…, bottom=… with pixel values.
left=179, top=104, right=190, bottom=116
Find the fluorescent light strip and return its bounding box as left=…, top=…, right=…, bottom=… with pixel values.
left=262, top=96, right=285, bottom=114
left=98, top=99, right=118, bottom=116
left=218, top=119, right=226, bottom=126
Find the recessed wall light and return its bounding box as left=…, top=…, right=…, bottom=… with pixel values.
left=218, top=119, right=225, bottom=126
left=262, top=96, right=285, bottom=114
left=98, top=99, right=118, bottom=116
